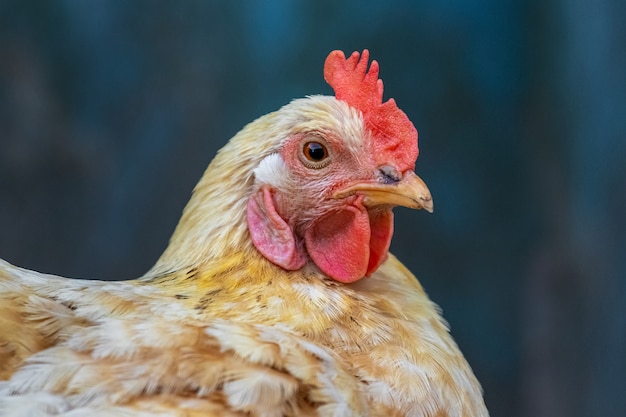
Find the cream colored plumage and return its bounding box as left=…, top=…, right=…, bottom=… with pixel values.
left=0, top=51, right=488, bottom=416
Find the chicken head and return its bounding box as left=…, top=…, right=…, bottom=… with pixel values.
left=247, top=50, right=433, bottom=283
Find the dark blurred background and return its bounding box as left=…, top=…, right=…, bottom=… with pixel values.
left=1, top=1, right=624, bottom=416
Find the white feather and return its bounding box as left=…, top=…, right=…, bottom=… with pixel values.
left=253, top=153, right=291, bottom=190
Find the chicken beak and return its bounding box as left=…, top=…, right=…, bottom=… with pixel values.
left=334, top=171, right=434, bottom=213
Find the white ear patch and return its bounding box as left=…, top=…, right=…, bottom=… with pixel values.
left=253, top=153, right=291, bottom=190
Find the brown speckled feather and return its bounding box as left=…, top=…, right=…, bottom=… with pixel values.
left=0, top=250, right=486, bottom=416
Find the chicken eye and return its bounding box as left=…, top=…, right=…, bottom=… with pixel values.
left=300, top=141, right=331, bottom=168
left=304, top=142, right=328, bottom=161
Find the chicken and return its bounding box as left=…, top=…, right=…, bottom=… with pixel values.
left=0, top=50, right=488, bottom=416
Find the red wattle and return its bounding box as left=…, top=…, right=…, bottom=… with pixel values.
left=304, top=204, right=394, bottom=283
left=248, top=186, right=395, bottom=283
left=366, top=209, right=394, bottom=276
left=304, top=205, right=371, bottom=283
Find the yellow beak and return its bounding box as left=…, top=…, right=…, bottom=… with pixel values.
left=333, top=171, right=434, bottom=213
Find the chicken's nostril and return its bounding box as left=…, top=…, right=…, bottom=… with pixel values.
left=379, top=165, right=401, bottom=184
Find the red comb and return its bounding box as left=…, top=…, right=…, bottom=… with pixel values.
left=324, top=50, right=418, bottom=171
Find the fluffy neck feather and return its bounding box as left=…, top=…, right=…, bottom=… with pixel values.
left=143, top=96, right=360, bottom=278
left=143, top=114, right=279, bottom=278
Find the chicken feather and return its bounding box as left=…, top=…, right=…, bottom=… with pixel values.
left=0, top=50, right=488, bottom=416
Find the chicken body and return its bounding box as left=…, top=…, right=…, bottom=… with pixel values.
left=0, top=51, right=488, bottom=416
